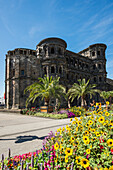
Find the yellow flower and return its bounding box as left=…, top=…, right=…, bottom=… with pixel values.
left=90, top=145, right=92, bottom=149
left=98, top=116, right=105, bottom=124
left=65, top=148, right=73, bottom=156
left=91, top=129, right=95, bottom=133
left=66, top=125, right=69, bottom=130
left=72, top=121, right=76, bottom=125
left=106, top=101, right=109, bottom=105
left=54, top=142, right=59, bottom=150
left=74, top=117, right=78, bottom=121
left=91, top=116, right=94, bottom=119
left=105, top=112, right=110, bottom=116
left=65, top=155, right=68, bottom=163
left=80, top=158, right=90, bottom=168
left=88, top=127, right=92, bottom=131
left=88, top=120, right=93, bottom=125
left=70, top=136, right=75, bottom=143
left=86, top=123, right=89, bottom=127
left=55, top=132, right=57, bottom=136
left=107, top=139, right=113, bottom=147
left=95, top=131, right=100, bottom=137
left=70, top=118, right=73, bottom=121
left=83, top=136, right=90, bottom=144
left=62, top=127, right=65, bottom=131
left=76, top=127, right=78, bottom=132
left=61, top=138, right=64, bottom=142
left=85, top=130, right=89, bottom=136
left=86, top=149, right=91, bottom=154
left=109, top=166, right=113, bottom=170
left=106, top=120, right=109, bottom=124
left=104, top=168, right=108, bottom=170
left=74, top=133, right=77, bottom=137
left=76, top=156, right=81, bottom=164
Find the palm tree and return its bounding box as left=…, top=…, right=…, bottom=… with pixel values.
left=24, top=75, right=66, bottom=107
left=100, top=91, right=113, bottom=103
left=67, top=79, right=100, bottom=107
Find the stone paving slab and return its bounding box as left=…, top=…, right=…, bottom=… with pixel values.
left=0, top=112, right=70, bottom=158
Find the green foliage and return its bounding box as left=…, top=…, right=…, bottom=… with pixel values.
left=35, top=112, right=68, bottom=119
left=67, top=79, right=100, bottom=107
left=24, top=75, right=66, bottom=107
left=68, top=106, right=85, bottom=116
left=22, top=107, right=38, bottom=115
left=100, top=90, right=113, bottom=102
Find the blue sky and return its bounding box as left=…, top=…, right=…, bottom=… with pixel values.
left=0, top=0, right=113, bottom=97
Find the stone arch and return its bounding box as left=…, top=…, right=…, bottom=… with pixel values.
left=51, top=66, right=55, bottom=73
left=51, top=47, right=54, bottom=54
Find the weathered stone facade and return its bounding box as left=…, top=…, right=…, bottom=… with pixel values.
left=5, top=37, right=113, bottom=109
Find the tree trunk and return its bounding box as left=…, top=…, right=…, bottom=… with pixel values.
left=55, top=98, right=59, bottom=111
left=68, top=99, right=71, bottom=108
left=81, top=96, right=84, bottom=107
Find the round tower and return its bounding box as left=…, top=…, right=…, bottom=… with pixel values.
left=36, top=37, right=67, bottom=80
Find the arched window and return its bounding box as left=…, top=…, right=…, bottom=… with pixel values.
left=58, top=48, right=61, bottom=55
left=51, top=47, right=54, bottom=54
left=67, top=74, right=69, bottom=79
left=92, top=51, right=95, bottom=56
left=99, top=77, right=102, bottom=82
left=93, top=64, right=96, bottom=70
left=44, top=67, right=47, bottom=74
left=94, top=77, right=96, bottom=82
left=97, top=51, right=100, bottom=55
left=98, top=64, right=101, bottom=69
left=51, top=66, right=55, bottom=73
left=39, top=48, right=42, bottom=53
left=21, top=70, right=24, bottom=76
left=59, top=67, right=62, bottom=74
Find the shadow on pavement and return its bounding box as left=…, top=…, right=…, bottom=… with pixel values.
left=0, top=135, right=47, bottom=143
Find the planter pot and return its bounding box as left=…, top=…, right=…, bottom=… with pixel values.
left=40, top=106, right=53, bottom=113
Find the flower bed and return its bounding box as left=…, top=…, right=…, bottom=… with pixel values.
left=22, top=106, right=86, bottom=119
left=0, top=105, right=113, bottom=169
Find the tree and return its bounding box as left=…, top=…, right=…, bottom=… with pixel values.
left=67, top=79, right=99, bottom=107
left=100, top=91, right=113, bottom=103
left=24, top=75, right=66, bottom=107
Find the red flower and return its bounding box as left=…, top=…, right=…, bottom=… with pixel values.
left=111, top=149, right=113, bottom=154
left=100, top=145, right=104, bottom=149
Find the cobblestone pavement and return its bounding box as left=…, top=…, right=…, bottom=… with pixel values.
left=0, top=112, right=70, bottom=157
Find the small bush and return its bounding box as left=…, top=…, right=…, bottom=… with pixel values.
left=69, top=106, right=85, bottom=116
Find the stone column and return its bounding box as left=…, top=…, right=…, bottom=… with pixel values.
left=12, top=57, right=20, bottom=109
left=6, top=57, right=10, bottom=109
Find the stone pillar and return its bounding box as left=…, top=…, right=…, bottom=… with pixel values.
left=12, top=57, right=20, bottom=109
left=47, top=66, right=49, bottom=77
left=6, top=57, right=10, bottom=109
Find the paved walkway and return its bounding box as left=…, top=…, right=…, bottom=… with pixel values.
left=0, top=112, right=70, bottom=158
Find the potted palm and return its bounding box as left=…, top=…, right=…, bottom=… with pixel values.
left=24, top=75, right=66, bottom=113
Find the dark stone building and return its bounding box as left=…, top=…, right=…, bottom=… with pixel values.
left=5, top=37, right=113, bottom=109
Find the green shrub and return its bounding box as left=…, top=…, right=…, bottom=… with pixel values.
left=68, top=106, right=85, bottom=116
